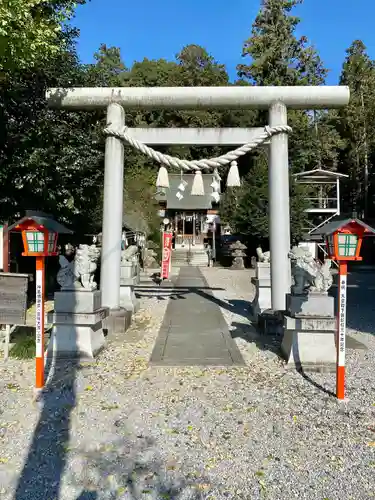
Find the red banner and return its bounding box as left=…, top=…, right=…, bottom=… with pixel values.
left=161, top=232, right=173, bottom=279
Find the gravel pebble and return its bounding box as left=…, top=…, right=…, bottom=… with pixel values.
left=0, top=268, right=374, bottom=499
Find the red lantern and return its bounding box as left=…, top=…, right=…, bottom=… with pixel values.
left=17, top=221, right=59, bottom=257
left=323, top=221, right=369, bottom=262
left=310, top=217, right=375, bottom=401
left=7, top=212, right=72, bottom=394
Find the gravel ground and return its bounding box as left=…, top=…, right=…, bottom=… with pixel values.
left=0, top=267, right=374, bottom=500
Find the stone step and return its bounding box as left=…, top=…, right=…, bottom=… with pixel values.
left=172, top=250, right=208, bottom=267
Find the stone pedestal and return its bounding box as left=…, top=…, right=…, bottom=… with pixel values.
left=282, top=293, right=336, bottom=372
left=120, top=262, right=136, bottom=280
left=54, top=290, right=101, bottom=313
left=120, top=276, right=140, bottom=313
left=251, top=262, right=272, bottom=320
left=104, top=307, right=132, bottom=336
left=120, top=259, right=140, bottom=314
left=47, top=290, right=108, bottom=360
left=287, top=293, right=334, bottom=318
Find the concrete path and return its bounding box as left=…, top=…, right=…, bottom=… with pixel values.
left=150, top=266, right=244, bottom=366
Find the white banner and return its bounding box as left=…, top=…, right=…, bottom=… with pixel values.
left=338, top=274, right=347, bottom=367
left=35, top=269, right=43, bottom=357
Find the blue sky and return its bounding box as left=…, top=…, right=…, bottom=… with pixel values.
left=73, top=0, right=375, bottom=84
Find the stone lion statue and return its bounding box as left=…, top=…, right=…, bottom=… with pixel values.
left=256, top=246, right=270, bottom=263
left=57, top=244, right=101, bottom=291
left=288, top=246, right=333, bottom=295
left=121, top=245, right=138, bottom=264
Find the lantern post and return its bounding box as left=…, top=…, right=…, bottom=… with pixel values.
left=314, top=217, right=375, bottom=400
left=7, top=212, right=72, bottom=393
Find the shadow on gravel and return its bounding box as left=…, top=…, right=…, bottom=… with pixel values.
left=66, top=434, right=203, bottom=499
left=230, top=321, right=282, bottom=357
left=194, top=290, right=253, bottom=322
left=296, top=368, right=335, bottom=398
left=14, top=280, right=80, bottom=500
left=135, top=284, right=254, bottom=324
left=14, top=358, right=79, bottom=500
left=135, top=285, right=225, bottom=302
left=230, top=322, right=336, bottom=397
left=76, top=491, right=98, bottom=499
left=14, top=365, right=203, bottom=499
left=13, top=312, right=203, bottom=499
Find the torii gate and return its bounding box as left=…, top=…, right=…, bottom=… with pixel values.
left=46, top=86, right=350, bottom=320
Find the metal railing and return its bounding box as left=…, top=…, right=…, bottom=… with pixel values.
left=305, top=197, right=338, bottom=209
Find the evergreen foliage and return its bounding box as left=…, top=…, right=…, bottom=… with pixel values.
left=1, top=0, right=374, bottom=244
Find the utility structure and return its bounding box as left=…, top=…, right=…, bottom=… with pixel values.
left=46, top=86, right=350, bottom=318
left=294, top=168, right=349, bottom=260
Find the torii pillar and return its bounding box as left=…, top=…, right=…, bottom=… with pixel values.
left=46, top=86, right=350, bottom=317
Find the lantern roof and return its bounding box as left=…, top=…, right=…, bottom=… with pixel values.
left=7, top=211, right=73, bottom=234
left=309, top=216, right=375, bottom=237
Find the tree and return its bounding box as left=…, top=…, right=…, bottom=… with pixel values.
left=0, top=0, right=86, bottom=75
left=238, top=0, right=330, bottom=170
left=237, top=0, right=338, bottom=171
left=220, top=153, right=309, bottom=241
left=224, top=0, right=344, bottom=241
left=238, top=0, right=326, bottom=86
left=0, top=28, right=104, bottom=230
left=86, top=44, right=128, bottom=87
left=337, top=40, right=375, bottom=218
left=177, top=45, right=229, bottom=86
left=222, top=157, right=269, bottom=239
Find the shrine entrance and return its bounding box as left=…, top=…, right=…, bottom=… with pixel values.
left=174, top=211, right=203, bottom=247
left=47, top=85, right=349, bottom=314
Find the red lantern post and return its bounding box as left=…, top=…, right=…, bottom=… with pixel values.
left=319, top=218, right=375, bottom=400
left=7, top=212, right=72, bottom=393
left=20, top=224, right=58, bottom=392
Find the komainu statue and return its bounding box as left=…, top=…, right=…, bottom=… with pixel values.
left=121, top=245, right=138, bottom=264
left=288, top=246, right=333, bottom=295
left=57, top=244, right=101, bottom=291
left=256, top=246, right=270, bottom=263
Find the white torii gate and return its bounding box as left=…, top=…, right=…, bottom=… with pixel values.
left=46, top=86, right=350, bottom=317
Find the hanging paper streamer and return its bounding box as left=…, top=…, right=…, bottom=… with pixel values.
left=211, top=173, right=221, bottom=203
left=191, top=170, right=205, bottom=196
left=178, top=179, right=188, bottom=192
left=156, top=166, right=169, bottom=188
left=226, top=161, right=241, bottom=187
left=213, top=168, right=222, bottom=182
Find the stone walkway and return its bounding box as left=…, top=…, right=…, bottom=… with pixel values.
left=150, top=267, right=244, bottom=366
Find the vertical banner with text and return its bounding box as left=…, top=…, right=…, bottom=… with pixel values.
left=161, top=232, right=173, bottom=280
left=336, top=264, right=347, bottom=400
left=35, top=269, right=43, bottom=358
left=35, top=256, right=45, bottom=390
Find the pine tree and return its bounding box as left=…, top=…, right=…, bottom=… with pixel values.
left=224, top=0, right=342, bottom=241
left=337, top=40, right=375, bottom=218
left=238, top=0, right=326, bottom=86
